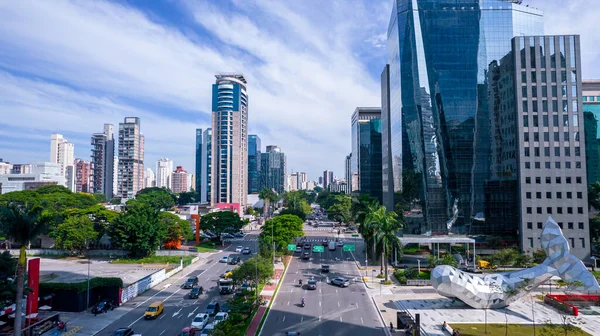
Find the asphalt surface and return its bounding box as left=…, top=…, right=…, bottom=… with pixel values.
left=260, top=220, right=386, bottom=336
left=96, top=237, right=260, bottom=336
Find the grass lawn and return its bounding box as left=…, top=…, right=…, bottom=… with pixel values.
left=196, top=241, right=221, bottom=252
left=111, top=255, right=194, bottom=265
left=451, top=323, right=591, bottom=336
left=591, top=270, right=600, bottom=278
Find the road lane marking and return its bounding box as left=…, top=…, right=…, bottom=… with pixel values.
left=319, top=301, right=321, bottom=307
left=188, top=306, right=199, bottom=317
left=301, top=316, right=304, bottom=322
left=336, top=289, right=338, bottom=293
left=283, top=315, right=286, bottom=322
left=337, top=302, right=340, bottom=307
left=159, top=314, right=166, bottom=319
left=319, top=316, right=321, bottom=322
left=159, top=330, right=165, bottom=335
left=163, top=288, right=182, bottom=302
left=340, top=316, right=343, bottom=322
left=172, top=308, right=182, bottom=317
left=128, top=315, right=144, bottom=327
left=361, top=317, right=364, bottom=324
left=287, top=301, right=290, bottom=306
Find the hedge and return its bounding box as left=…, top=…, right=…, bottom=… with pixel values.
left=40, top=277, right=123, bottom=292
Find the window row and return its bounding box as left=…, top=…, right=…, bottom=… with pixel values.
left=522, top=85, right=577, bottom=100
left=523, top=114, right=579, bottom=127
left=527, top=237, right=585, bottom=249
left=523, top=131, right=580, bottom=142
left=524, top=161, right=582, bottom=169
left=525, top=176, right=583, bottom=184
left=521, top=70, right=577, bottom=84
left=525, top=190, right=583, bottom=199
left=525, top=206, right=584, bottom=215
left=524, top=146, right=581, bottom=157
left=526, top=222, right=584, bottom=230
left=522, top=98, right=578, bottom=113
left=583, top=96, right=600, bottom=102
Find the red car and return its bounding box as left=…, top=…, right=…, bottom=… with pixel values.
left=180, top=327, right=201, bottom=336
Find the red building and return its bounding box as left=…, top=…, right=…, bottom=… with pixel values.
left=75, top=159, right=91, bottom=193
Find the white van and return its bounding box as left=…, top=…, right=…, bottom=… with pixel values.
left=328, top=240, right=336, bottom=251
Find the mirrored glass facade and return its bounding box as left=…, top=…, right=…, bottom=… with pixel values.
left=387, top=0, right=543, bottom=234
left=351, top=108, right=383, bottom=203
left=583, top=81, right=600, bottom=184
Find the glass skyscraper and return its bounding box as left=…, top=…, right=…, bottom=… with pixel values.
left=351, top=107, right=383, bottom=203
left=386, top=0, right=543, bottom=233
left=583, top=81, right=600, bottom=184
left=248, top=134, right=262, bottom=194
left=260, top=145, right=286, bottom=194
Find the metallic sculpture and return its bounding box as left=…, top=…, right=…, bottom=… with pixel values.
left=431, top=217, right=600, bottom=309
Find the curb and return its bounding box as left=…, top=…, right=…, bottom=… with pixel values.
left=371, top=296, right=392, bottom=336
left=257, top=264, right=289, bottom=336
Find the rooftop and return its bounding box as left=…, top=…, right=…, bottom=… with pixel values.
left=215, top=73, right=247, bottom=84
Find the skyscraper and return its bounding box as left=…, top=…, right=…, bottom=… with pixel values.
left=289, top=172, right=298, bottom=191
left=117, top=117, right=144, bottom=199
left=351, top=107, right=383, bottom=202
left=583, top=80, right=600, bottom=184
left=211, top=74, right=248, bottom=208
left=387, top=0, right=543, bottom=233
left=91, top=124, right=115, bottom=200
left=195, top=128, right=203, bottom=192
left=345, top=154, right=351, bottom=193
left=261, top=146, right=286, bottom=194
left=248, top=134, right=262, bottom=194
left=75, top=159, right=91, bottom=193
left=144, top=168, right=155, bottom=188
left=171, top=166, right=188, bottom=193
left=380, top=64, right=395, bottom=210
left=201, top=128, right=212, bottom=204
left=322, top=170, right=334, bottom=191
left=50, top=133, right=75, bottom=191
left=156, top=158, right=174, bottom=189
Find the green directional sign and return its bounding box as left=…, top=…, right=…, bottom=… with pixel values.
left=313, top=245, right=325, bottom=253
left=287, top=244, right=296, bottom=251
left=351, top=234, right=359, bottom=237
left=343, top=244, right=355, bottom=252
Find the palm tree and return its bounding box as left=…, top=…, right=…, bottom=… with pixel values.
left=0, top=203, right=50, bottom=335
left=359, top=202, right=381, bottom=262
left=258, top=188, right=278, bottom=220
left=351, top=194, right=379, bottom=225
left=370, top=206, right=404, bottom=281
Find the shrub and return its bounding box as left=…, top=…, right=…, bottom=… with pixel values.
left=393, top=270, right=407, bottom=285
left=376, top=273, right=385, bottom=279
left=383, top=280, right=392, bottom=285
left=404, top=267, right=419, bottom=280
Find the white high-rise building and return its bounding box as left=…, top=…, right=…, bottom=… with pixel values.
left=91, top=124, right=115, bottom=200
left=144, top=168, right=155, bottom=189
left=117, top=117, right=144, bottom=200
left=113, top=156, right=118, bottom=198
left=156, top=158, right=173, bottom=189
left=50, top=133, right=75, bottom=191
left=289, top=172, right=298, bottom=191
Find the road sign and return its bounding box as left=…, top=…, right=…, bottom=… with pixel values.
left=313, top=245, right=325, bottom=253
left=342, top=244, right=355, bottom=252
left=351, top=234, right=359, bottom=237
left=287, top=244, right=296, bottom=251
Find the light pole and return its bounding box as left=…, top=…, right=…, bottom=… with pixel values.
left=417, top=259, right=421, bottom=273
left=86, top=249, right=91, bottom=310
left=272, top=220, right=275, bottom=265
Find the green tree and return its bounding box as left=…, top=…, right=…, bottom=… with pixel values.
left=351, top=194, right=379, bottom=225
left=109, top=197, right=121, bottom=205
left=200, top=211, right=245, bottom=237
left=369, top=206, right=404, bottom=281
left=92, top=193, right=107, bottom=203
left=135, top=187, right=175, bottom=210
left=108, top=201, right=168, bottom=257
left=590, top=216, right=600, bottom=243
left=65, top=205, right=118, bottom=240
left=258, top=214, right=304, bottom=257
left=327, top=194, right=351, bottom=224
left=259, top=188, right=278, bottom=219
left=0, top=251, right=17, bottom=310
left=159, top=212, right=194, bottom=242
left=0, top=203, right=50, bottom=335
left=230, top=256, right=274, bottom=286
left=491, top=248, right=518, bottom=270
left=176, top=191, right=198, bottom=206
left=513, top=253, right=533, bottom=268
left=532, top=249, right=547, bottom=264
left=358, top=201, right=381, bottom=262
left=51, top=215, right=98, bottom=254
left=588, top=181, right=600, bottom=211
left=281, top=191, right=312, bottom=220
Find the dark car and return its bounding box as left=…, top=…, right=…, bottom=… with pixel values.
left=321, top=239, right=328, bottom=246
left=321, top=265, right=330, bottom=273
left=242, top=247, right=251, bottom=255
left=189, top=286, right=203, bottom=299
left=228, top=257, right=241, bottom=265
left=221, top=303, right=231, bottom=313
left=92, top=299, right=115, bottom=315
left=184, top=276, right=199, bottom=289
left=180, top=327, right=201, bottom=336
left=303, top=243, right=311, bottom=249
left=111, top=328, right=134, bottom=336
left=307, top=280, right=317, bottom=290
left=205, top=300, right=220, bottom=316
left=302, top=252, right=310, bottom=260
left=331, top=277, right=350, bottom=287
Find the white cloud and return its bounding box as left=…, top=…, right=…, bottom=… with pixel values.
left=0, top=0, right=388, bottom=179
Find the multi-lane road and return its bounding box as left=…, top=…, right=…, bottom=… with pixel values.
left=97, top=236, right=260, bottom=336
left=260, top=220, right=386, bottom=336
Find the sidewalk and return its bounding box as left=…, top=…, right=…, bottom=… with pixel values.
left=245, top=262, right=286, bottom=336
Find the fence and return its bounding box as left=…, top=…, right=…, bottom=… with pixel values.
left=407, top=280, right=432, bottom=286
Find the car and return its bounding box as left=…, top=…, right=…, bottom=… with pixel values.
left=285, top=333, right=301, bottom=336
left=336, top=241, right=344, bottom=247
left=331, top=277, right=350, bottom=287
left=234, top=232, right=245, bottom=237
left=307, top=280, right=317, bottom=290
left=144, top=301, right=164, bottom=319
left=228, top=257, right=241, bottom=265
left=180, top=327, right=201, bottom=336
left=205, top=300, right=221, bottom=316
left=303, top=243, right=311, bottom=249
left=189, top=286, right=203, bottom=299
left=221, top=233, right=234, bottom=238
left=242, top=247, right=251, bottom=255
left=235, top=246, right=243, bottom=252
left=92, top=299, right=115, bottom=315
left=213, top=312, right=229, bottom=325
left=219, top=256, right=229, bottom=263
left=322, top=239, right=328, bottom=246
left=111, top=328, right=135, bottom=336
left=321, top=265, right=330, bottom=273
left=240, top=283, right=254, bottom=292
left=220, top=270, right=232, bottom=279
left=295, top=246, right=302, bottom=253
left=200, top=323, right=215, bottom=336
left=191, top=313, right=209, bottom=329
left=302, top=252, right=310, bottom=260
left=184, top=276, right=199, bottom=289
left=220, top=303, right=231, bottom=313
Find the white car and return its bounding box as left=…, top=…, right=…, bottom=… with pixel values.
left=336, top=241, right=344, bottom=247
left=201, top=323, right=215, bottom=336
left=219, top=256, right=229, bottom=263
left=213, top=312, right=229, bottom=325
left=235, top=246, right=243, bottom=253
left=191, top=313, right=209, bottom=329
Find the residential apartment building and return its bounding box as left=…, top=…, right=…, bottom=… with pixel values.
left=210, top=74, right=248, bottom=209
left=90, top=124, right=115, bottom=200
left=171, top=166, right=188, bottom=193
left=117, top=117, right=144, bottom=199
left=322, top=170, right=333, bottom=191
left=75, top=159, right=91, bottom=193
left=144, top=168, right=155, bottom=189
left=156, top=158, right=173, bottom=189
left=50, top=133, right=75, bottom=191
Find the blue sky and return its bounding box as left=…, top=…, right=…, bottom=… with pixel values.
left=0, top=0, right=598, bottom=180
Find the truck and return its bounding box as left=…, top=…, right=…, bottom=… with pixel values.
left=218, top=279, right=234, bottom=295
left=328, top=240, right=336, bottom=251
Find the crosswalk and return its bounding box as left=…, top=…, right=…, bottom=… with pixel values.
left=227, top=237, right=363, bottom=243
left=303, top=228, right=335, bottom=231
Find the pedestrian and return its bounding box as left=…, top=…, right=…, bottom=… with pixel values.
left=390, top=321, right=394, bottom=332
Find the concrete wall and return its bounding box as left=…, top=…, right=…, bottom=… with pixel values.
left=7, top=249, right=129, bottom=257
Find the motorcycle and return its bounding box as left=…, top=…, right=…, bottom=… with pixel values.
left=56, top=321, right=67, bottom=331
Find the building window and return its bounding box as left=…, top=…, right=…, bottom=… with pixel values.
left=528, top=238, right=534, bottom=248
left=545, top=162, right=551, bottom=169
left=525, top=162, right=530, bottom=169
left=558, top=222, right=564, bottom=229
left=527, top=207, right=532, bottom=214
left=557, top=192, right=562, bottom=199
left=544, top=147, right=550, bottom=156
left=580, top=238, right=585, bottom=248
left=566, top=177, right=572, bottom=184
left=544, top=132, right=549, bottom=142
left=547, top=207, right=552, bottom=214
left=576, top=177, right=582, bottom=184
left=579, top=222, right=584, bottom=229
left=545, top=177, right=550, bottom=184
left=556, top=177, right=561, bottom=184
left=567, top=207, right=573, bottom=214
left=537, top=222, right=543, bottom=229
left=537, top=207, right=542, bottom=214
left=554, top=147, right=560, bottom=157
left=525, top=148, right=530, bottom=157
left=524, top=132, right=529, bottom=142
left=567, top=192, right=572, bottom=198
left=546, top=192, right=552, bottom=199
left=569, top=238, right=574, bottom=248
left=568, top=222, right=573, bottom=229
left=565, top=147, right=570, bottom=157
left=535, top=162, right=541, bottom=169
left=555, top=162, right=561, bottom=169
left=577, top=192, right=583, bottom=199
left=575, top=147, right=581, bottom=156
left=527, top=222, right=533, bottom=229
left=557, top=207, right=563, bottom=214
left=526, top=177, right=531, bottom=184
left=536, top=192, right=542, bottom=199
left=578, top=207, right=584, bottom=214
left=576, top=161, right=582, bottom=168
left=526, top=192, right=532, bottom=199
left=536, top=177, right=542, bottom=184
left=565, top=161, right=571, bottom=169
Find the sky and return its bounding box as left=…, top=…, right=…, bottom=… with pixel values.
left=0, top=0, right=599, bottom=181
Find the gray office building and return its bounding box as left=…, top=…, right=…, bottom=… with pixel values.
left=90, top=124, right=115, bottom=200
left=261, top=146, right=286, bottom=194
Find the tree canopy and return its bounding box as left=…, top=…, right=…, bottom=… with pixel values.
left=200, top=211, right=244, bottom=237
left=327, top=194, right=351, bottom=223
left=159, top=212, right=194, bottom=243
left=135, top=187, right=175, bottom=210
left=258, top=214, right=304, bottom=256
left=51, top=215, right=98, bottom=254
left=280, top=191, right=312, bottom=220
left=229, top=256, right=274, bottom=286
left=108, top=200, right=168, bottom=257
left=176, top=191, right=200, bottom=206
